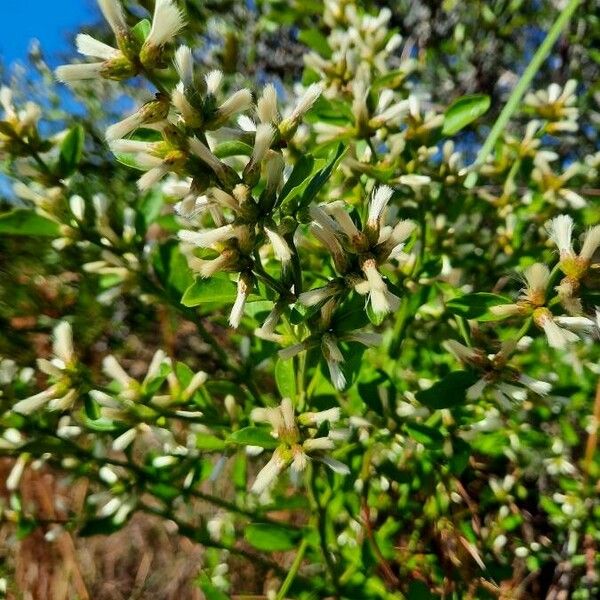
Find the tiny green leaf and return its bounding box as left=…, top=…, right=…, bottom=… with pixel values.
left=446, top=292, right=512, bottom=321
left=275, top=358, right=297, bottom=400
left=0, top=210, right=60, bottom=237
left=298, top=143, right=346, bottom=210
left=278, top=154, right=315, bottom=207
left=57, top=124, right=85, bottom=177
left=442, top=94, right=490, bottom=136
left=228, top=427, right=278, bottom=449
left=403, top=422, right=444, bottom=445
left=415, top=370, right=479, bottom=409
left=244, top=522, right=301, bottom=552
left=181, top=276, right=237, bottom=307
left=213, top=140, right=253, bottom=158
left=131, top=19, right=151, bottom=44
left=298, top=28, right=332, bottom=58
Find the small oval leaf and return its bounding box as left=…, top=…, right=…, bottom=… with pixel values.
left=443, top=94, right=490, bottom=136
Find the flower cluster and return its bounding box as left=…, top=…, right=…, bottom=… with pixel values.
left=249, top=398, right=347, bottom=494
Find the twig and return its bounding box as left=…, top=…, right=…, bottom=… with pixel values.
left=465, top=0, right=581, bottom=188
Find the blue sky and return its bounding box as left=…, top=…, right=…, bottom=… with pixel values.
left=1, top=0, right=98, bottom=67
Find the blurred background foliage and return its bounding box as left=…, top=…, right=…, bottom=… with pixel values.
left=0, top=1, right=599, bottom=599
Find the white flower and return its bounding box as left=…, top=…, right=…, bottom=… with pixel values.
left=547, top=214, right=574, bottom=258
left=533, top=308, right=580, bottom=349
left=299, top=407, right=341, bottom=427
left=580, top=225, right=600, bottom=262
left=229, top=275, right=252, bottom=328
left=179, top=224, right=241, bottom=247
left=251, top=448, right=287, bottom=494
left=298, top=282, right=342, bottom=307
left=257, top=83, right=279, bottom=124
left=518, top=374, right=552, bottom=395
left=103, top=355, right=134, bottom=388
left=367, top=185, right=394, bottom=229
left=289, top=83, right=323, bottom=122
left=264, top=227, right=292, bottom=264
left=99, top=465, right=119, bottom=485
left=105, top=112, right=145, bottom=141
left=69, top=195, right=85, bottom=221
left=76, top=34, right=119, bottom=60
left=205, top=70, right=223, bottom=95
left=6, top=454, right=28, bottom=491
left=112, top=427, right=138, bottom=451
left=250, top=123, right=275, bottom=165
left=12, top=387, right=58, bottom=415
left=398, top=174, right=431, bottom=189
left=174, top=45, right=194, bottom=86
left=145, top=0, right=186, bottom=49
left=55, top=63, right=105, bottom=83
left=98, top=0, right=128, bottom=36
left=53, top=321, right=74, bottom=365
left=278, top=341, right=309, bottom=361
left=215, top=89, right=253, bottom=123
left=188, top=137, right=225, bottom=174
left=361, top=258, right=399, bottom=316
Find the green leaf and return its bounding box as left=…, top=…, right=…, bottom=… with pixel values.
left=278, top=155, right=315, bottom=207
left=213, top=140, right=253, bottom=158
left=57, top=124, right=85, bottom=177
left=138, top=190, right=163, bottom=228
left=228, top=427, right=278, bottom=449
left=132, top=19, right=151, bottom=44
left=298, top=143, right=346, bottom=210
left=147, top=482, right=180, bottom=502
left=196, top=433, right=227, bottom=451
left=415, top=371, right=479, bottom=409
left=82, top=416, right=119, bottom=432
left=403, top=422, right=444, bottom=445
left=442, top=94, right=490, bottom=136
left=371, top=69, right=411, bottom=92
left=113, top=152, right=148, bottom=171
left=244, top=522, right=301, bottom=552
left=446, top=292, right=512, bottom=321
left=84, top=395, right=101, bottom=420
left=79, top=517, right=127, bottom=537
left=275, top=358, right=297, bottom=400
left=298, top=28, right=332, bottom=58
left=181, top=276, right=237, bottom=307
left=0, top=210, right=60, bottom=237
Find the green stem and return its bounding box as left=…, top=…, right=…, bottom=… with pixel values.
left=308, top=465, right=341, bottom=597
left=275, top=537, right=309, bottom=600
left=464, top=0, right=581, bottom=189
left=389, top=295, right=411, bottom=359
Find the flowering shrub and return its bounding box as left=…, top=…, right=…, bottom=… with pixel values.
left=1, top=0, right=599, bottom=597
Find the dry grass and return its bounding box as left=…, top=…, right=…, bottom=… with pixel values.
left=0, top=458, right=272, bottom=600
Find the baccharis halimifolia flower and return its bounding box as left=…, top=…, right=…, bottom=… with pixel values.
left=278, top=302, right=382, bottom=390
left=547, top=214, right=600, bottom=279
left=546, top=214, right=600, bottom=315
left=278, top=83, right=323, bottom=139
left=532, top=155, right=586, bottom=209
left=444, top=339, right=551, bottom=406
left=55, top=0, right=137, bottom=83
left=249, top=398, right=348, bottom=494
left=490, top=263, right=550, bottom=319
left=524, top=80, right=579, bottom=133
left=105, top=96, right=170, bottom=141
left=307, top=185, right=415, bottom=318
left=12, top=322, right=79, bottom=415
left=139, top=0, right=187, bottom=68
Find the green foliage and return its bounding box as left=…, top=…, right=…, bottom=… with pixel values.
left=0, top=0, right=599, bottom=599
